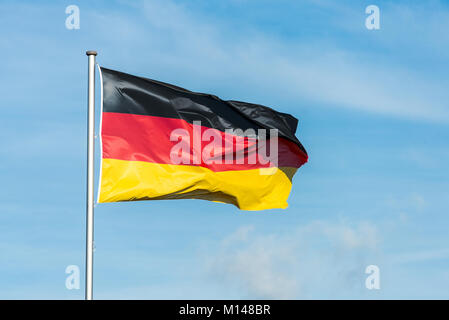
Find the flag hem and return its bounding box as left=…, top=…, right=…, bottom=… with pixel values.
left=96, top=64, right=104, bottom=204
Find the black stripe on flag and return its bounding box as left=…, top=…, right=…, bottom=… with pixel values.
left=100, top=67, right=307, bottom=155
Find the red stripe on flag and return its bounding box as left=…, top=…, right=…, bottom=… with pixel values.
left=101, top=112, right=307, bottom=172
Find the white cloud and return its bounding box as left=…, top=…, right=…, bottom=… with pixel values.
left=204, top=220, right=381, bottom=299
left=385, top=193, right=427, bottom=215
left=390, top=248, right=449, bottom=265
left=89, top=0, right=449, bottom=123
left=2, top=0, right=447, bottom=122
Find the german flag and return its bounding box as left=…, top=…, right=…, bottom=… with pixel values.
left=97, top=67, right=308, bottom=210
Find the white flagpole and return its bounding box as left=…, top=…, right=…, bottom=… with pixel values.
left=85, top=50, right=97, bottom=300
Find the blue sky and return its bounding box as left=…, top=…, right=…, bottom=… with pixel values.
left=0, top=0, right=449, bottom=299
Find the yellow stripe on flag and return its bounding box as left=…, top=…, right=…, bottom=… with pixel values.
left=98, top=159, right=297, bottom=210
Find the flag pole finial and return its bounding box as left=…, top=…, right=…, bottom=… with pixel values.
left=86, top=50, right=97, bottom=56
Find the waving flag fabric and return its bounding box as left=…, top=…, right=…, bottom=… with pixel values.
left=97, top=67, right=308, bottom=210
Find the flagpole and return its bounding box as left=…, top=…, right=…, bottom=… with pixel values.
left=85, top=50, right=97, bottom=300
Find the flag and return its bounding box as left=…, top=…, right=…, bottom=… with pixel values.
left=97, top=67, right=308, bottom=210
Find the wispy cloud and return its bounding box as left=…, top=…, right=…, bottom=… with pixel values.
left=204, top=220, right=381, bottom=299
left=390, top=248, right=449, bottom=265
left=85, top=0, right=449, bottom=123
left=2, top=0, right=447, bottom=122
